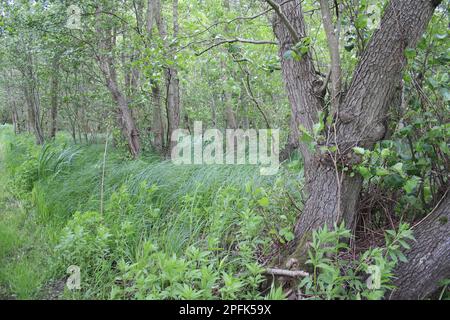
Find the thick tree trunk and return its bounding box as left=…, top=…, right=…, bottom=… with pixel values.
left=389, top=192, right=450, bottom=300
left=280, top=115, right=300, bottom=161
left=271, top=0, right=441, bottom=261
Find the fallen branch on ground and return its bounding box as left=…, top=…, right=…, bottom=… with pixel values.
left=265, top=268, right=309, bottom=278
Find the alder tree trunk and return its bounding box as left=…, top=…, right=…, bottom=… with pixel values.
left=389, top=192, right=450, bottom=300
left=165, top=67, right=181, bottom=149
left=50, top=55, right=60, bottom=139
left=95, top=6, right=140, bottom=158
left=271, top=0, right=442, bottom=262
left=166, top=0, right=181, bottom=152
left=146, top=0, right=165, bottom=152
left=151, top=84, right=165, bottom=151
left=222, top=0, right=238, bottom=130
left=22, top=54, right=44, bottom=145
left=280, top=115, right=300, bottom=161
left=148, top=0, right=181, bottom=153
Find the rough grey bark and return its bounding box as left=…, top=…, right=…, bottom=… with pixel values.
left=280, top=114, right=300, bottom=161
left=271, top=0, right=441, bottom=261
left=390, top=192, right=450, bottom=299
left=271, top=0, right=354, bottom=255
left=165, top=66, right=181, bottom=147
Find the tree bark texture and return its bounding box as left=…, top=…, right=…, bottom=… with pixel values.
left=271, top=0, right=441, bottom=261
left=389, top=191, right=449, bottom=299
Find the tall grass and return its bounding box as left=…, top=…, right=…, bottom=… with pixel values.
left=0, top=124, right=303, bottom=299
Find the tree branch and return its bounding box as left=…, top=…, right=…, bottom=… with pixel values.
left=195, top=38, right=277, bottom=56
left=265, top=0, right=301, bottom=43
left=265, top=268, right=309, bottom=278
left=319, top=0, right=342, bottom=113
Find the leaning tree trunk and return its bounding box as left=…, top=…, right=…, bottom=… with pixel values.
left=389, top=192, right=450, bottom=300
left=95, top=5, right=140, bottom=158
left=271, top=0, right=442, bottom=261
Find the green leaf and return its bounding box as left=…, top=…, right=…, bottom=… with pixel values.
left=357, top=166, right=371, bottom=179
left=405, top=48, right=416, bottom=59
left=353, top=147, right=366, bottom=155
left=391, top=163, right=403, bottom=174
left=375, top=168, right=390, bottom=177
left=257, top=197, right=269, bottom=207
left=398, top=240, right=411, bottom=250
left=398, top=251, right=408, bottom=263
left=283, top=50, right=293, bottom=60
left=404, top=177, right=420, bottom=194
left=355, top=14, right=368, bottom=29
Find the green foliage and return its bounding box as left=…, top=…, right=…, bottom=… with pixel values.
left=0, top=125, right=303, bottom=299
left=298, top=223, right=414, bottom=300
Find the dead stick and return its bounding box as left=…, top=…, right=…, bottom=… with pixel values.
left=265, top=268, right=309, bottom=278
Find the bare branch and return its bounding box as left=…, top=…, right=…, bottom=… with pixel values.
left=265, top=268, right=309, bottom=278
left=195, top=38, right=277, bottom=56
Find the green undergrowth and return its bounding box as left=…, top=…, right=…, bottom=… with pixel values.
left=0, top=124, right=302, bottom=299
left=0, top=127, right=56, bottom=299
left=1, top=124, right=438, bottom=300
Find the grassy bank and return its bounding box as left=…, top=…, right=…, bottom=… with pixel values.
left=0, top=126, right=56, bottom=299
left=0, top=124, right=301, bottom=299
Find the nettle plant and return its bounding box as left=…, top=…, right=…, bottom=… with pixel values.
left=298, top=222, right=414, bottom=300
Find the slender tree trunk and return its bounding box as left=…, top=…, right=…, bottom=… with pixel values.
left=151, top=84, right=164, bottom=151
left=222, top=0, right=238, bottom=130
left=164, top=0, right=181, bottom=151
left=146, top=0, right=181, bottom=153
left=24, top=51, right=44, bottom=145
left=23, top=80, right=44, bottom=145
left=165, top=66, right=181, bottom=148
left=95, top=6, right=140, bottom=158
left=50, top=55, right=60, bottom=139
left=11, top=106, right=18, bottom=134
